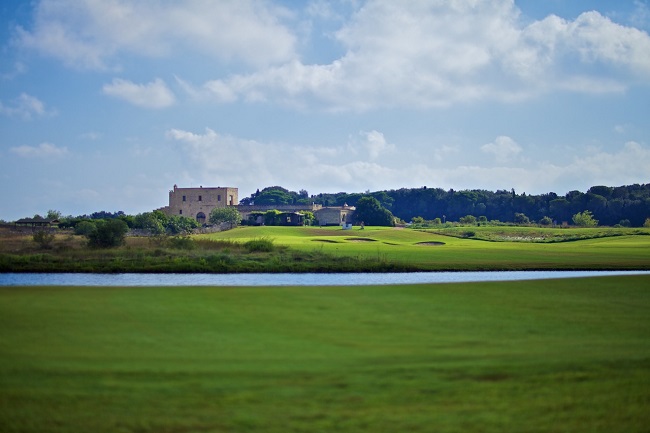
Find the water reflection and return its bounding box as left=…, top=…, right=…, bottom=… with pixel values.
left=1, top=271, right=648, bottom=287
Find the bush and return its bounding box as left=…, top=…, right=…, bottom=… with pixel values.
left=572, top=210, right=598, bottom=227
left=74, top=221, right=96, bottom=236
left=539, top=216, right=553, bottom=226
left=514, top=213, right=530, bottom=225
left=88, top=219, right=129, bottom=248
left=210, top=207, right=242, bottom=229
left=244, top=237, right=275, bottom=253
left=166, top=235, right=195, bottom=250
left=645, top=218, right=650, bottom=228
left=459, top=215, right=477, bottom=225
left=33, top=230, right=55, bottom=249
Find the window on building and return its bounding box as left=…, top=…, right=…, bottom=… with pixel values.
left=198, top=195, right=202, bottom=201
left=229, top=195, right=234, bottom=205
left=179, top=210, right=183, bottom=215
left=218, top=195, right=221, bottom=201
left=182, top=195, right=186, bottom=202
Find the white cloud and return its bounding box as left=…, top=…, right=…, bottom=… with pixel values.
left=102, top=78, right=175, bottom=109
left=194, top=0, right=650, bottom=111
left=167, top=128, right=650, bottom=197
left=10, top=142, right=69, bottom=158
left=348, top=130, right=395, bottom=160
left=0, top=93, right=53, bottom=120
left=481, top=136, right=523, bottom=162
left=14, top=0, right=297, bottom=70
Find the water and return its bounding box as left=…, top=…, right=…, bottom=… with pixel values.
left=0, top=271, right=648, bottom=287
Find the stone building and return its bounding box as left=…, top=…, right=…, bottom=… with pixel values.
left=159, top=185, right=238, bottom=224
left=160, top=184, right=355, bottom=227
left=313, top=206, right=356, bottom=226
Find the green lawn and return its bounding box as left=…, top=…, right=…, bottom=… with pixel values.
left=202, top=225, right=650, bottom=270
left=1, top=275, right=649, bottom=432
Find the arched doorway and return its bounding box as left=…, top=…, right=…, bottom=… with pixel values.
left=196, top=212, right=206, bottom=225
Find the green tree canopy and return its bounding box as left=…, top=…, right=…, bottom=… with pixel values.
left=572, top=210, right=598, bottom=227
left=209, top=207, right=242, bottom=229
left=87, top=219, right=129, bottom=248
left=353, top=196, right=395, bottom=226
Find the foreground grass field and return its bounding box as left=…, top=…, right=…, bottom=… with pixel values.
left=1, top=275, right=649, bottom=432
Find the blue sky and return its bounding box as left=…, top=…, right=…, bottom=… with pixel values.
left=1, top=0, right=649, bottom=220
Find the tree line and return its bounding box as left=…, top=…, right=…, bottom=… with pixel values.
left=241, top=184, right=650, bottom=227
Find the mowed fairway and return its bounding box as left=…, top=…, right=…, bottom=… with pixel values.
left=203, top=226, right=650, bottom=270
left=1, top=276, right=649, bottom=432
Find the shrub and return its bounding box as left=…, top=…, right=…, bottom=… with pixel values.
left=539, top=216, right=553, bottom=226
left=459, top=215, right=477, bottom=225
left=74, top=221, right=96, bottom=236
left=166, top=235, right=195, bottom=250
left=514, top=213, right=530, bottom=225
left=244, top=237, right=275, bottom=253
left=33, top=230, right=55, bottom=249
left=572, top=210, right=598, bottom=227
left=88, top=219, right=129, bottom=248
left=645, top=218, right=650, bottom=228
left=210, top=207, right=242, bottom=229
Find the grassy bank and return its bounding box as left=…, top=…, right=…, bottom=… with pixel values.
left=1, top=225, right=649, bottom=272
left=203, top=225, right=650, bottom=271
left=1, top=275, right=649, bottom=432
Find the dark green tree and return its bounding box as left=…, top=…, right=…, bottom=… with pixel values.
left=88, top=219, right=129, bottom=248
left=353, top=197, right=395, bottom=226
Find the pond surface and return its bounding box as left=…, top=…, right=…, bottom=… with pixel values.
left=1, top=271, right=648, bottom=287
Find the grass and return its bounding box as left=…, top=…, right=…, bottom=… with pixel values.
left=2, top=225, right=649, bottom=272
left=202, top=225, right=650, bottom=270
left=1, top=275, right=649, bottom=432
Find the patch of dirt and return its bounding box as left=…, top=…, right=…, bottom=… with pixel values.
left=416, top=241, right=446, bottom=246
left=345, top=237, right=377, bottom=242
left=311, top=239, right=341, bottom=243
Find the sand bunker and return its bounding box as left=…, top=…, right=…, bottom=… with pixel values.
left=345, top=238, right=377, bottom=242
left=416, top=241, right=446, bottom=246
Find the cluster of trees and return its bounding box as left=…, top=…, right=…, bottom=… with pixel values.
left=239, top=186, right=311, bottom=206
left=307, top=184, right=650, bottom=227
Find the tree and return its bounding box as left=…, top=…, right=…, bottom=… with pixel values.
left=46, top=209, right=62, bottom=220
left=209, top=207, right=241, bottom=229
left=74, top=221, right=96, bottom=236
left=33, top=230, right=55, bottom=249
left=514, top=212, right=530, bottom=225
left=134, top=211, right=168, bottom=235
left=572, top=210, right=598, bottom=227
left=539, top=216, right=553, bottom=226
left=353, top=196, right=395, bottom=226
left=167, top=216, right=200, bottom=235
left=459, top=215, right=477, bottom=225
left=88, top=219, right=129, bottom=248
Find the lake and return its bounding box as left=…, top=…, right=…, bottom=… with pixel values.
left=1, top=271, right=648, bottom=287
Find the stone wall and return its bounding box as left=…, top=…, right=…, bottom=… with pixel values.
left=163, top=185, right=238, bottom=223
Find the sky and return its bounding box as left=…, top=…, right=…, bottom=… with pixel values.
left=1, top=0, right=649, bottom=220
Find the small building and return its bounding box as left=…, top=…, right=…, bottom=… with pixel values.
left=159, top=184, right=238, bottom=223
left=314, top=205, right=355, bottom=226
left=280, top=212, right=305, bottom=226
left=14, top=217, right=60, bottom=230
